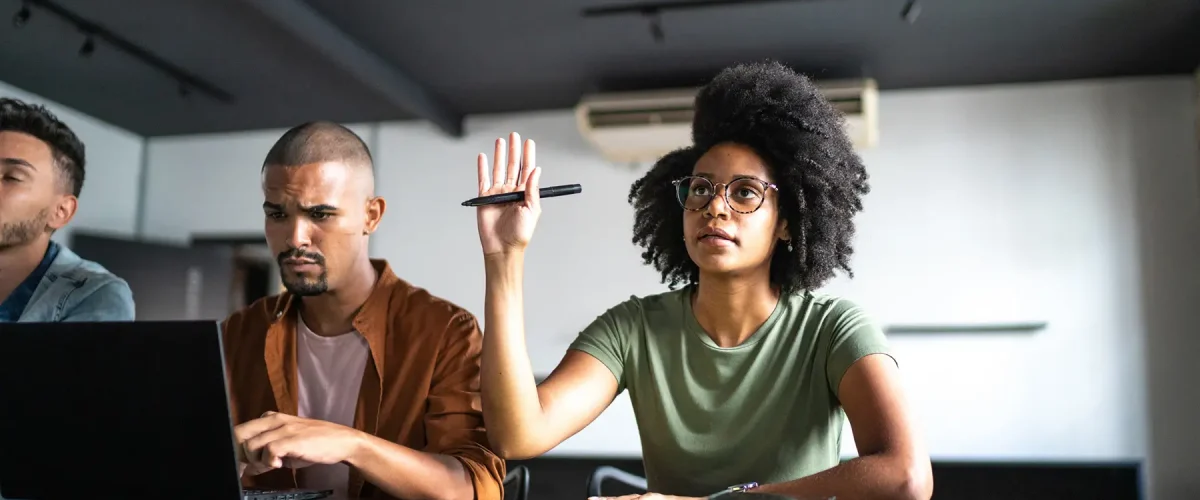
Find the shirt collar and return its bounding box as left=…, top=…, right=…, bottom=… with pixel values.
left=0, top=241, right=60, bottom=321
left=262, top=258, right=400, bottom=415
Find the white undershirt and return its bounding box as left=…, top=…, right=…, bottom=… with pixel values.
left=295, top=316, right=371, bottom=500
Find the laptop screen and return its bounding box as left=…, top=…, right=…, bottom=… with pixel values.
left=0, top=320, right=244, bottom=500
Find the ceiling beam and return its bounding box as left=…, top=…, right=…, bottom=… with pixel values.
left=238, top=0, right=463, bottom=137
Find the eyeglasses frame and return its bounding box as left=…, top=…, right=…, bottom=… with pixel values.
left=671, top=175, right=779, bottom=214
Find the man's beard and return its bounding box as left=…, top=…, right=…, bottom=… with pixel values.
left=277, top=248, right=329, bottom=296
left=0, top=208, right=49, bottom=251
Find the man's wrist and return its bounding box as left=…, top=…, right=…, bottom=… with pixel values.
left=343, top=428, right=373, bottom=467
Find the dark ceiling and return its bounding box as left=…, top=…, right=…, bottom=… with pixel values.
left=1, top=0, right=1197, bottom=137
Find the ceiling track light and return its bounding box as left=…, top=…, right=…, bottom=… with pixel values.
left=78, top=33, right=95, bottom=58
left=583, top=0, right=825, bottom=43
left=642, top=8, right=665, bottom=43
left=18, top=0, right=233, bottom=103
left=900, top=0, right=920, bottom=24
left=582, top=0, right=822, bottom=17
left=12, top=2, right=31, bottom=28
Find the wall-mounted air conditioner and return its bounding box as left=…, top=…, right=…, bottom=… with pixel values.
left=574, top=78, right=879, bottom=164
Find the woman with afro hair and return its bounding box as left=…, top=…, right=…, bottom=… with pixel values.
left=472, top=61, right=932, bottom=500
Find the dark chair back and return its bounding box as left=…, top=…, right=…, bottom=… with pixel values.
left=504, top=464, right=531, bottom=500
left=586, top=465, right=648, bottom=497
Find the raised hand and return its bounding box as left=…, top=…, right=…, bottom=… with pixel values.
left=476, top=132, right=542, bottom=257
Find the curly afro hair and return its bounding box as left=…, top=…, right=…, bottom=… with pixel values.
left=627, top=60, right=870, bottom=293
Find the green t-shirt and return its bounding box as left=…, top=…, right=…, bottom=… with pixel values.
left=569, top=286, right=894, bottom=497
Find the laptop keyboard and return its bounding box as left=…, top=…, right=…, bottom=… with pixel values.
left=242, top=489, right=330, bottom=500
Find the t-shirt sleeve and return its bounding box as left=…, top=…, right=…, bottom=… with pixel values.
left=824, top=299, right=895, bottom=399
left=568, top=297, right=641, bottom=393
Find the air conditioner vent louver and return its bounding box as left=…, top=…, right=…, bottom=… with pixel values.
left=587, top=107, right=695, bottom=128
left=829, top=98, right=863, bottom=115
left=574, top=78, right=879, bottom=164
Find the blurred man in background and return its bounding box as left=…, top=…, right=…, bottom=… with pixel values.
left=0, top=97, right=133, bottom=322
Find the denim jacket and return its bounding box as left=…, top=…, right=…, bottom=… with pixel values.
left=15, top=244, right=135, bottom=322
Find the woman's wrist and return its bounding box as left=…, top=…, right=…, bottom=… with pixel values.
left=707, top=482, right=759, bottom=499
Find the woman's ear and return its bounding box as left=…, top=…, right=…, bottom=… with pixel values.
left=775, top=220, right=794, bottom=252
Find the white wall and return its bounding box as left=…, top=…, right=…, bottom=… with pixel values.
left=835, top=79, right=1155, bottom=461
left=141, top=76, right=1200, bottom=497
left=0, top=82, right=144, bottom=241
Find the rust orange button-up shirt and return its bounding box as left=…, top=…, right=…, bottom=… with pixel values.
left=220, top=260, right=504, bottom=499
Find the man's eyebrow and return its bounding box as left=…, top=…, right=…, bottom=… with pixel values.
left=303, top=204, right=338, bottom=212
left=1, top=157, right=35, bottom=170
left=262, top=201, right=339, bottom=212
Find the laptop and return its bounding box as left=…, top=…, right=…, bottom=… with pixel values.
left=0, top=320, right=331, bottom=500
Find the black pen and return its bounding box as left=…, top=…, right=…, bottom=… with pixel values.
left=461, top=184, right=582, bottom=207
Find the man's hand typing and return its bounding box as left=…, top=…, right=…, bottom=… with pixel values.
left=234, top=411, right=363, bottom=476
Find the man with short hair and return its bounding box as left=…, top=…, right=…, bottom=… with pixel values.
left=223, top=121, right=504, bottom=500
left=0, top=97, right=134, bottom=322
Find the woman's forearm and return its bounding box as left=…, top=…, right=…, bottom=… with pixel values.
left=480, top=251, right=552, bottom=458
left=752, top=452, right=932, bottom=500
